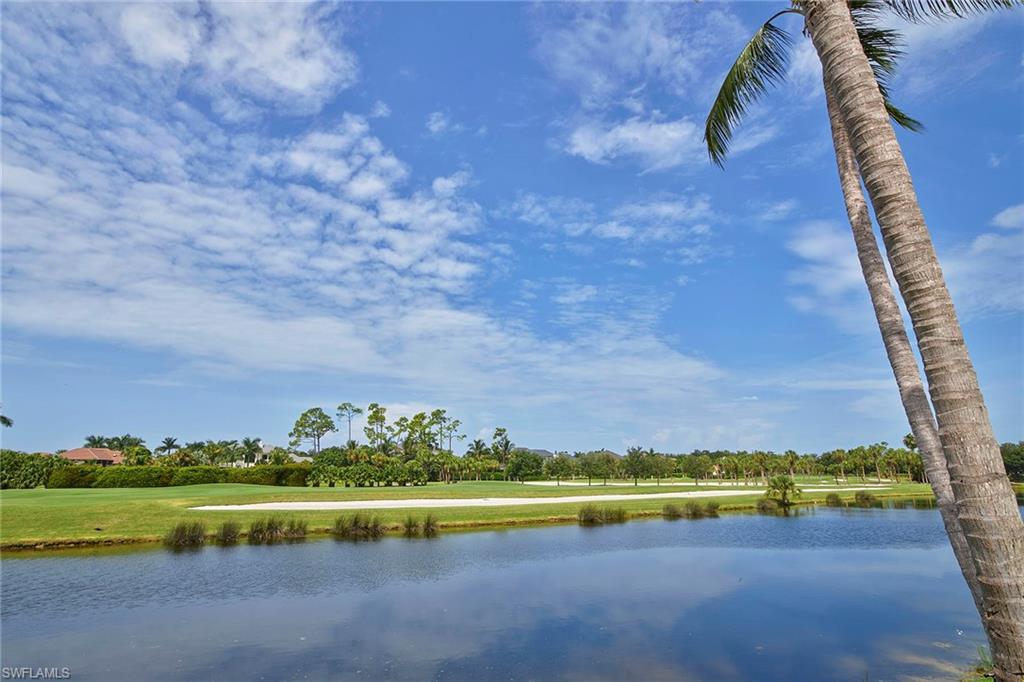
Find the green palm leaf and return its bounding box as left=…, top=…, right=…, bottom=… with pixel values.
left=705, top=21, right=794, bottom=166
left=884, top=0, right=1020, bottom=21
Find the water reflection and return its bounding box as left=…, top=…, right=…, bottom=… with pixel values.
left=1, top=506, right=993, bottom=681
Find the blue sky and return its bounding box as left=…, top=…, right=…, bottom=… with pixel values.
left=1, top=3, right=1021, bottom=455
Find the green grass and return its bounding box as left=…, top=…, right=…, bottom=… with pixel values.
left=0, top=480, right=934, bottom=549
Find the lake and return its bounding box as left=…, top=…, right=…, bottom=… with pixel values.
left=1, top=505, right=999, bottom=680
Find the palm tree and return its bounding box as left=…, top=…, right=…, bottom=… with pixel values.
left=0, top=414, right=12, bottom=428
left=784, top=450, right=799, bottom=477
left=155, top=437, right=180, bottom=456
left=765, top=475, right=800, bottom=507
left=84, top=435, right=107, bottom=448
left=241, top=437, right=262, bottom=466
left=705, top=0, right=1023, bottom=671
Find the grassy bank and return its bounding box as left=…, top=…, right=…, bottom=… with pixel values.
left=0, top=479, right=935, bottom=550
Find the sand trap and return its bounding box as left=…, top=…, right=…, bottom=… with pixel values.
left=190, top=487, right=888, bottom=511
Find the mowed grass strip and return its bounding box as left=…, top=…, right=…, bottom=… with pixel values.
left=0, top=480, right=934, bottom=548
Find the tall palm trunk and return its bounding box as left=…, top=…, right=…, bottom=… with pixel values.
left=808, top=0, right=1024, bottom=674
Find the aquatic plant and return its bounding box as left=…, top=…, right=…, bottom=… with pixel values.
left=248, top=517, right=307, bottom=544
left=215, top=521, right=241, bottom=544
left=854, top=491, right=877, bottom=507
left=662, top=504, right=683, bottom=520
left=422, top=514, right=439, bottom=538
left=164, top=521, right=205, bottom=548
left=332, top=513, right=384, bottom=540
left=578, top=505, right=627, bottom=525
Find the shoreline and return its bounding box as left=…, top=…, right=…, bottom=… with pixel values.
left=1, top=490, right=935, bottom=554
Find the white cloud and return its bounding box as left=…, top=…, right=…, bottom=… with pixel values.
left=1, top=3, right=734, bottom=449
left=785, top=221, right=875, bottom=333
left=369, top=101, right=391, bottom=119
left=426, top=111, right=463, bottom=136
left=566, top=115, right=705, bottom=171
left=117, top=2, right=357, bottom=117
left=506, top=192, right=716, bottom=248
left=991, top=203, right=1024, bottom=229
left=532, top=3, right=743, bottom=110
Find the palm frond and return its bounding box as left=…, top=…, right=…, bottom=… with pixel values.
left=705, top=21, right=793, bottom=166
left=853, top=15, right=925, bottom=131
left=885, top=0, right=1021, bottom=22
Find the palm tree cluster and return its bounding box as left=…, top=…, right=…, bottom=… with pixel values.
left=704, top=0, right=1023, bottom=672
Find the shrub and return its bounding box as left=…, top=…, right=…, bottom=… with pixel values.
left=171, top=466, right=229, bottom=486
left=248, top=517, right=307, bottom=544
left=662, top=504, right=683, bottom=520
left=703, top=501, right=720, bottom=517
left=47, top=465, right=101, bottom=488
left=227, top=466, right=278, bottom=486
left=756, top=498, right=780, bottom=514
left=825, top=493, right=844, bottom=507
left=402, top=515, right=420, bottom=537
left=1, top=450, right=68, bottom=489
left=227, top=465, right=309, bottom=487
left=578, top=505, right=627, bottom=525
left=215, top=521, right=241, bottom=544
left=164, top=521, right=206, bottom=548
left=93, top=466, right=173, bottom=488
left=422, top=513, right=439, bottom=538
left=684, top=501, right=705, bottom=518
left=854, top=491, right=877, bottom=507
left=331, top=513, right=384, bottom=540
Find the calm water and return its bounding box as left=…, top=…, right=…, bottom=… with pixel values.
left=0, top=506, right=1001, bottom=681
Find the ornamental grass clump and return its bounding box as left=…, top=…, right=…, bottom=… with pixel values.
left=703, top=501, right=720, bottom=517
left=422, top=514, right=439, bottom=538
left=215, top=521, right=241, bottom=544
left=164, top=521, right=205, bottom=548
left=854, top=491, right=877, bottom=507
left=402, top=515, right=420, bottom=537
left=825, top=493, right=844, bottom=507
left=684, top=501, right=705, bottom=519
left=332, top=513, right=384, bottom=540
left=249, top=517, right=307, bottom=544
left=662, top=504, right=683, bottom=520
left=578, top=505, right=627, bottom=525
left=756, top=498, right=780, bottom=514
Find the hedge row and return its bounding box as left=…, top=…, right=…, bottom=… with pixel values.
left=45, top=464, right=310, bottom=489
left=1, top=450, right=68, bottom=489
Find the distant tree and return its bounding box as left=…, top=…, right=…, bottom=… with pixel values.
left=751, top=451, right=769, bottom=484
left=290, top=408, right=336, bottom=454
left=1001, top=442, right=1024, bottom=482
left=544, top=453, right=576, bottom=485
left=466, top=439, right=490, bottom=459
left=507, top=450, right=544, bottom=482
left=267, top=447, right=291, bottom=465
left=363, top=403, right=388, bottom=451
left=623, top=446, right=652, bottom=486
left=1, top=414, right=12, bottom=428
left=105, top=434, right=145, bottom=451
left=903, top=432, right=917, bottom=452
left=491, top=428, right=514, bottom=470
left=651, top=454, right=675, bottom=485
left=765, top=475, right=800, bottom=507
left=336, top=402, right=364, bottom=443
left=241, top=437, right=262, bottom=465
left=155, top=437, right=180, bottom=456
left=784, top=450, right=799, bottom=477
left=121, top=445, right=153, bottom=466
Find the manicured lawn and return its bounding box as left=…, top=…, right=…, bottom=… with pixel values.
left=0, top=480, right=934, bottom=549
